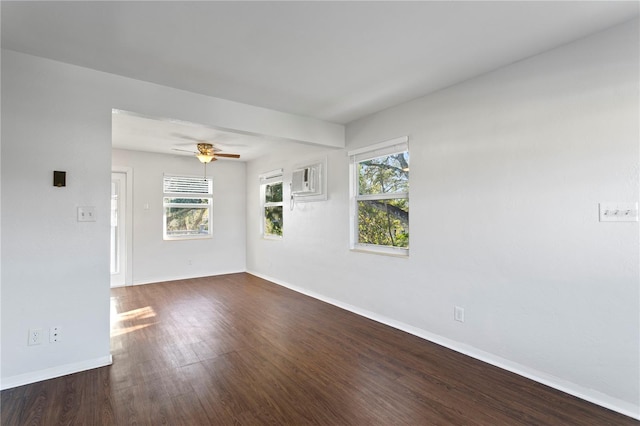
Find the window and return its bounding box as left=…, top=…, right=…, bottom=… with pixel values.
left=163, top=175, right=213, bottom=240
left=260, top=169, right=284, bottom=238
left=349, top=137, right=409, bottom=256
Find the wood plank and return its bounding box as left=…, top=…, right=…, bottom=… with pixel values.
left=2, top=273, right=637, bottom=425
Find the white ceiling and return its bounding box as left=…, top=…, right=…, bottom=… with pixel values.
left=2, top=1, right=638, bottom=159
left=111, top=109, right=317, bottom=161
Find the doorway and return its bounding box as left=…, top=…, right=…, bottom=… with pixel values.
left=111, top=169, right=133, bottom=287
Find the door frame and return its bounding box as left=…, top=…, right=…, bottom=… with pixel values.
left=112, top=166, right=133, bottom=286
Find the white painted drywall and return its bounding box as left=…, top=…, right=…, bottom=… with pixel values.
left=112, top=149, right=246, bottom=284
left=1, top=50, right=114, bottom=384
left=246, top=20, right=640, bottom=416
left=0, top=49, right=343, bottom=387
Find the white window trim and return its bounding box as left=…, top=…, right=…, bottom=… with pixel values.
left=348, top=136, right=409, bottom=257
left=260, top=169, right=284, bottom=239
left=163, top=174, right=213, bottom=241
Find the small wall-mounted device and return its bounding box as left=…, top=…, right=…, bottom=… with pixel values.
left=53, top=171, right=66, bottom=187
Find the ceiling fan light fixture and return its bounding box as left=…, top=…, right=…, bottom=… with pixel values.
left=196, top=153, right=214, bottom=163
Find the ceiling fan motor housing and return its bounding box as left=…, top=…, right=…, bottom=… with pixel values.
left=197, top=143, right=215, bottom=155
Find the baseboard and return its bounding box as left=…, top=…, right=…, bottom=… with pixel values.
left=246, top=270, right=640, bottom=420
left=132, top=269, right=246, bottom=286
left=0, top=355, right=113, bottom=391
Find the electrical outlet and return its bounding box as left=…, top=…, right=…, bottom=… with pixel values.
left=454, top=306, right=465, bottom=323
left=28, top=328, right=43, bottom=345
left=50, top=326, right=61, bottom=343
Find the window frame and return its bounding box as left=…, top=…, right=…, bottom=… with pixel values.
left=260, top=169, right=284, bottom=239
left=348, top=136, right=409, bottom=257
left=162, top=174, right=213, bottom=241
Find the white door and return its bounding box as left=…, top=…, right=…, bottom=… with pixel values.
left=110, top=172, right=127, bottom=287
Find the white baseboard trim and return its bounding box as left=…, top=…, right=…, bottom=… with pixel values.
left=247, top=270, right=640, bottom=420
left=133, top=269, right=246, bottom=286
left=0, top=355, right=113, bottom=391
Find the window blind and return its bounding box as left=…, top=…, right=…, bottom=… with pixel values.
left=163, top=175, right=212, bottom=194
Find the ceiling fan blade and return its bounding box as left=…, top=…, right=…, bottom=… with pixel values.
left=172, top=148, right=197, bottom=153
left=215, top=153, right=241, bottom=159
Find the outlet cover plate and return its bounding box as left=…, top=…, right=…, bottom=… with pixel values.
left=28, top=328, right=43, bottom=345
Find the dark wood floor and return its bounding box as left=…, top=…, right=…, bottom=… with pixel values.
left=1, top=273, right=637, bottom=425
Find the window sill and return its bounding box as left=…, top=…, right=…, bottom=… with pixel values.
left=350, top=246, right=409, bottom=258
left=164, top=234, right=212, bottom=241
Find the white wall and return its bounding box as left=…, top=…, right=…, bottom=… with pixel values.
left=246, top=20, right=640, bottom=417
left=0, top=49, right=342, bottom=388
left=112, top=149, right=246, bottom=284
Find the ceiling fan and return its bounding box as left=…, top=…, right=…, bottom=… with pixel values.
left=172, top=142, right=240, bottom=178
left=173, top=142, right=240, bottom=163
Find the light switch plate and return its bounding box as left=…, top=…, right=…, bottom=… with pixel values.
left=599, top=203, right=638, bottom=222
left=77, top=206, right=96, bottom=222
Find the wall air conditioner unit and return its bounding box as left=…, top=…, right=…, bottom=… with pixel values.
left=290, top=159, right=326, bottom=202
left=291, top=167, right=315, bottom=194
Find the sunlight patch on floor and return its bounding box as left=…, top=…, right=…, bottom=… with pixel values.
left=110, top=297, right=157, bottom=337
